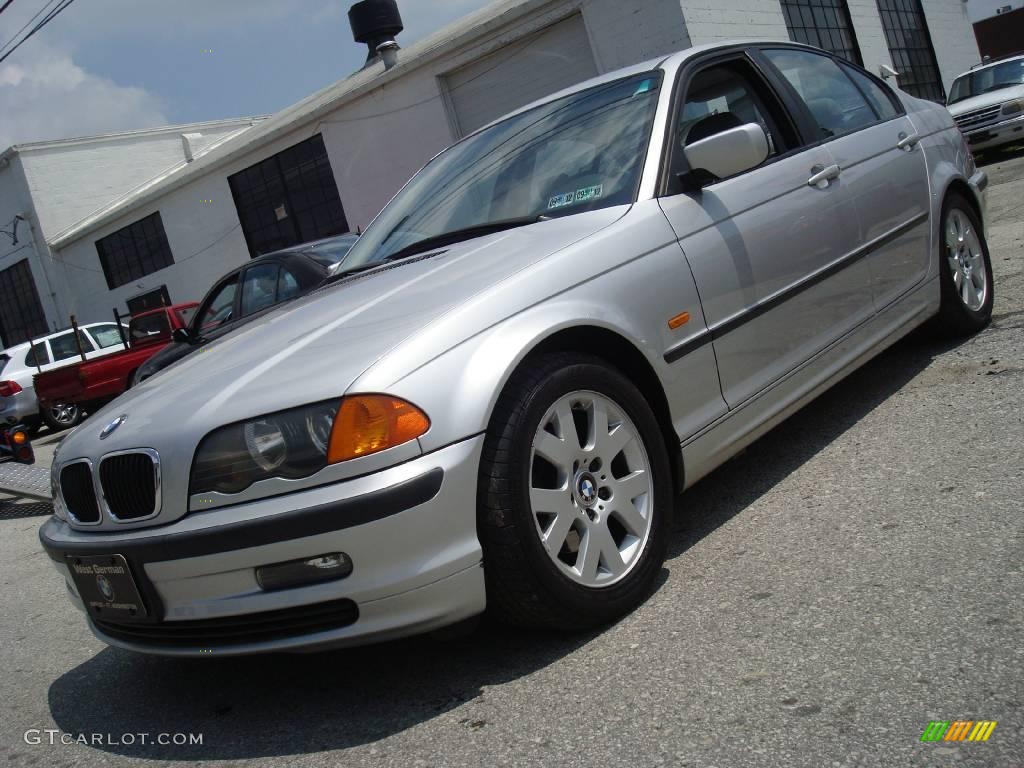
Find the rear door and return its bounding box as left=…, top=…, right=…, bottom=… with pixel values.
left=759, top=48, right=931, bottom=311
left=658, top=49, right=872, bottom=408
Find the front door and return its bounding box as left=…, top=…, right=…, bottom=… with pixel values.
left=658, top=52, right=873, bottom=409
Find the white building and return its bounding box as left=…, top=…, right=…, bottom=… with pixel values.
left=0, top=117, right=266, bottom=347
left=0, top=0, right=980, bottom=346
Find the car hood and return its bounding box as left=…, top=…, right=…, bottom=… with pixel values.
left=948, top=84, right=1024, bottom=115
left=61, top=208, right=625, bottom=466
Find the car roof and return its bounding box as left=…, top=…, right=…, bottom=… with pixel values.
left=0, top=320, right=122, bottom=355
left=957, top=54, right=1024, bottom=78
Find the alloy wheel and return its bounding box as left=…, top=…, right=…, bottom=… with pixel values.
left=945, top=207, right=988, bottom=312
left=50, top=403, right=79, bottom=426
left=529, top=390, right=653, bottom=588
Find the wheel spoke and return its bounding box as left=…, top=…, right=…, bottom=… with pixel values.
left=554, top=402, right=581, bottom=453
left=534, top=430, right=573, bottom=472
left=530, top=485, right=570, bottom=515
left=542, top=507, right=576, bottom=554
left=961, top=276, right=971, bottom=305
left=613, top=469, right=650, bottom=505
left=579, top=522, right=624, bottom=580
left=612, top=496, right=648, bottom=536
left=952, top=268, right=963, bottom=290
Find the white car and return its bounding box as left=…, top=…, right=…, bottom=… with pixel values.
left=0, top=322, right=127, bottom=431
left=947, top=55, right=1024, bottom=154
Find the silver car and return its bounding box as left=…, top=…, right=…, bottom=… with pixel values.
left=40, top=41, right=992, bottom=656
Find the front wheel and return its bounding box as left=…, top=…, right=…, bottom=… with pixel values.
left=478, top=353, right=673, bottom=630
left=41, top=402, right=82, bottom=432
left=936, top=194, right=993, bottom=335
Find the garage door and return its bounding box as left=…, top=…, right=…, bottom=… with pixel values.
left=443, top=14, right=599, bottom=137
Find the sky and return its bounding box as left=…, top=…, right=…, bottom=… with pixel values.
left=0, top=0, right=493, bottom=149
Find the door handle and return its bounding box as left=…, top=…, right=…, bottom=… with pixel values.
left=897, top=132, right=920, bottom=151
left=807, top=164, right=841, bottom=188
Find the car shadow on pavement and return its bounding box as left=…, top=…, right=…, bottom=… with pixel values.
left=667, top=327, right=960, bottom=558
left=45, top=329, right=961, bottom=762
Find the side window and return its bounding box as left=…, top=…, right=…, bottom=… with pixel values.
left=839, top=62, right=900, bottom=121
left=25, top=343, right=50, bottom=367
left=673, top=59, right=798, bottom=180
left=50, top=330, right=95, bottom=362
left=277, top=268, right=301, bottom=302
left=763, top=49, right=878, bottom=139
left=88, top=323, right=127, bottom=349
left=240, top=264, right=281, bottom=317
left=197, top=275, right=239, bottom=333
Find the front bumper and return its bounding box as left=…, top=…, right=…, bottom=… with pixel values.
left=39, top=435, right=486, bottom=656
left=963, top=113, right=1024, bottom=152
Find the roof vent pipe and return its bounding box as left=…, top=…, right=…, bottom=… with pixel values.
left=349, top=0, right=404, bottom=68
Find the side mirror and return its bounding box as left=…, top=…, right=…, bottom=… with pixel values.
left=172, top=327, right=193, bottom=345
left=879, top=64, right=900, bottom=81
left=682, top=124, right=770, bottom=188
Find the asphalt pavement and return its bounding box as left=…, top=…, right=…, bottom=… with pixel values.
left=1, top=149, right=1022, bottom=768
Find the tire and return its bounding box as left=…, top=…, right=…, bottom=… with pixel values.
left=478, top=352, right=673, bottom=630
left=936, top=193, right=993, bottom=335
left=41, top=402, right=82, bottom=432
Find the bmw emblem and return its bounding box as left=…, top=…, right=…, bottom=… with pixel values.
left=96, top=574, right=115, bottom=602
left=578, top=475, right=597, bottom=505
left=99, top=414, right=127, bottom=440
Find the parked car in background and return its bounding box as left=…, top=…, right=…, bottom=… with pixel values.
left=34, top=303, right=198, bottom=420
left=132, top=233, right=359, bottom=385
left=0, top=321, right=128, bottom=432
left=947, top=55, right=1024, bottom=154
left=41, top=42, right=990, bottom=656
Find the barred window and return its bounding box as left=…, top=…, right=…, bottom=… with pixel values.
left=0, top=259, right=49, bottom=347
left=228, top=134, right=349, bottom=258
left=876, top=0, right=945, bottom=102
left=782, top=0, right=863, bottom=65
left=95, top=213, right=175, bottom=290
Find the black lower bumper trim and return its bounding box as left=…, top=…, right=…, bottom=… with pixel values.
left=94, top=597, right=359, bottom=648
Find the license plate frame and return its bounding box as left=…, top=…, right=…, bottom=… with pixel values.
left=66, top=554, right=149, bottom=622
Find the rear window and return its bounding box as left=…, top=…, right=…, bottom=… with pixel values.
left=89, top=323, right=127, bottom=349
left=177, top=307, right=197, bottom=327
left=129, top=312, right=171, bottom=343
left=25, top=343, right=49, bottom=367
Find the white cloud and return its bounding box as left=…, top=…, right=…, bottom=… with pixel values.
left=0, top=42, right=168, bottom=148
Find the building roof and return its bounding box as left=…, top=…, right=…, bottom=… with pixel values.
left=48, top=0, right=561, bottom=250
left=0, top=116, right=268, bottom=165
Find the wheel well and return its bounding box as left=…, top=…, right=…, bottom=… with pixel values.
left=946, top=179, right=983, bottom=233
left=523, top=326, right=685, bottom=494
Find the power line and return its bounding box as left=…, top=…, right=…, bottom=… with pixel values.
left=0, top=0, right=18, bottom=17
left=0, top=0, right=76, bottom=65
left=0, top=0, right=58, bottom=57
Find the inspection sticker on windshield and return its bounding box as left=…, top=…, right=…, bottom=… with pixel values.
left=548, top=184, right=603, bottom=210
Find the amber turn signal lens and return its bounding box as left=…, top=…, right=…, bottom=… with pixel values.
left=11, top=430, right=27, bottom=446
left=327, top=395, right=430, bottom=464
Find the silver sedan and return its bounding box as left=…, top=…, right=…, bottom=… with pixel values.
left=40, top=41, right=992, bottom=656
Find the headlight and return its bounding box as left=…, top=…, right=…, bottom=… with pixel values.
left=1003, top=99, right=1024, bottom=116
left=190, top=396, right=430, bottom=495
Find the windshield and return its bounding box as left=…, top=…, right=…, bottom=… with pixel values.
left=949, top=59, right=1024, bottom=104
left=340, top=71, right=663, bottom=269
left=307, top=235, right=359, bottom=268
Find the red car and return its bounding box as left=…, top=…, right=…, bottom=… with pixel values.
left=34, top=303, right=198, bottom=425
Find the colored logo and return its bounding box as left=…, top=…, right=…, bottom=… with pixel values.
left=95, top=574, right=115, bottom=602
left=99, top=414, right=127, bottom=440
left=921, top=721, right=997, bottom=742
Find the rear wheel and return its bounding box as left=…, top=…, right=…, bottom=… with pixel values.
left=41, top=402, right=82, bottom=432
left=478, top=353, right=672, bottom=629
left=936, top=194, right=993, bottom=335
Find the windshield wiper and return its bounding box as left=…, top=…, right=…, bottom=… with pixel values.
left=379, top=214, right=549, bottom=264
left=321, top=214, right=548, bottom=287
